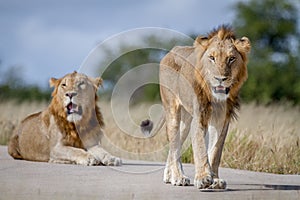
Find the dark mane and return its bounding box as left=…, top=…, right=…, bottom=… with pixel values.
left=95, top=95, right=105, bottom=128
left=207, top=25, right=236, bottom=40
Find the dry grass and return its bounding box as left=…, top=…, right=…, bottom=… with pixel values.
left=0, top=101, right=48, bottom=145
left=97, top=101, right=169, bottom=161
left=222, top=103, right=300, bottom=174
left=0, top=100, right=299, bottom=174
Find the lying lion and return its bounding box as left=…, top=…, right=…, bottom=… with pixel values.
left=8, top=71, right=121, bottom=166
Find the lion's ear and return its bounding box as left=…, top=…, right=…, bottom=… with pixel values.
left=91, top=77, right=103, bottom=88
left=235, top=37, right=251, bottom=54
left=194, top=36, right=208, bottom=47
left=49, top=78, right=59, bottom=88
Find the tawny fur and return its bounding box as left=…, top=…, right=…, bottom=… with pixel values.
left=8, top=71, right=121, bottom=166
left=141, top=25, right=251, bottom=189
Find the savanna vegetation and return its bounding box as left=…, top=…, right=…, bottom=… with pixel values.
left=0, top=0, right=299, bottom=174
left=0, top=65, right=50, bottom=102
left=234, top=0, right=300, bottom=104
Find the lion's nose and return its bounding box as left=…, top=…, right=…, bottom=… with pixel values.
left=214, top=76, right=227, bottom=83
left=65, top=92, right=77, bottom=99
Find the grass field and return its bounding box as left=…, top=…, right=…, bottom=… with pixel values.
left=223, top=103, right=300, bottom=174
left=0, top=100, right=299, bottom=174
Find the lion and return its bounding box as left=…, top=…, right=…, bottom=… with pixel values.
left=8, top=71, right=121, bottom=166
left=141, top=25, right=251, bottom=189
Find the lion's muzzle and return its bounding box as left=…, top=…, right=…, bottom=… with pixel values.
left=66, top=102, right=82, bottom=115
left=213, top=86, right=230, bottom=94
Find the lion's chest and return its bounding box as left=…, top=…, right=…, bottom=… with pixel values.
left=205, top=103, right=227, bottom=153
left=52, top=116, right=84, bottom=149
left=62, top=130, right=84, bottom=148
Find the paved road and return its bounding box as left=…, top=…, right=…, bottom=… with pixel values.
left=0, top=145, right=299, bottom=200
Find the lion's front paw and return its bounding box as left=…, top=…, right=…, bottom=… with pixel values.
left=207, top=178, right=227, bottom=189
left=77, top=154, right=100, bottom=166
left=194, top=175, right=213, bottom=189
left=171, top=176, right=190, bottom=186
left=102, top=156, right=122, bottom=166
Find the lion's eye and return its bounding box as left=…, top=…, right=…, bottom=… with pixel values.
left=209, top=55, right=215, bottom=62
left=61, top=83, right=66, bottom=87
left=228, top=56, right=236, bottom=64
left=78, top=81, right=85, bottom=89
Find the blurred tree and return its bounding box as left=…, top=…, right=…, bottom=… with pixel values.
left=233, top=0, right=300, bottom=104
left=0, top=65, right=25, bottom=88
left=102, top=47, right=162, bottom=102
left=0, top=65, right=50, bottom=102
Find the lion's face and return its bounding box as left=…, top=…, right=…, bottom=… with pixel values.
left=50, top=72, right=102, bottom=122
left=196, top=34, right=250, bottom=101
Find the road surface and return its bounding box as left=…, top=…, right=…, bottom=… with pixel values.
left=0, top=145, right=299, bottom=199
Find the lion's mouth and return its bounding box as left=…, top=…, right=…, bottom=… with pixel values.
left=213, top=85, right=230, bottom=94
left=66, top=102, right=82, bottom=115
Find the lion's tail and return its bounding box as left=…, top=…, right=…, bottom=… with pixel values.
left=8, top=132, right=22, bottom=159
left=140, top=113, right=165, bottom=137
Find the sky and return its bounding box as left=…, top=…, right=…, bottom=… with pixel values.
left=0, top=0, right=244, bottom=88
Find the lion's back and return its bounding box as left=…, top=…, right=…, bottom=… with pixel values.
left=161, top=46, right=195, bottom=72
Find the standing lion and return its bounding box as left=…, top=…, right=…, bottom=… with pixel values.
left=8, top=71, right=121, bottom=166
left=141, top=25, right=251, bottom=189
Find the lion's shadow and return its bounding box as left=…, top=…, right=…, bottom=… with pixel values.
left=227, top=184, right=300, bottom=192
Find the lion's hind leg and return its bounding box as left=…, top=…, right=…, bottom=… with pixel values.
left=164, top=106, right=190, bottom=186
left=8, top=134, right=23, bottom=160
